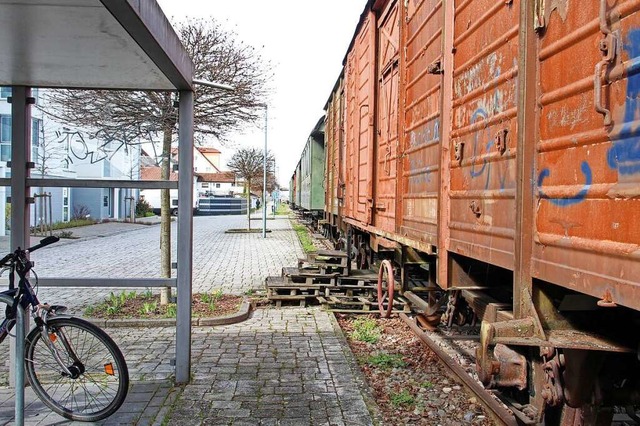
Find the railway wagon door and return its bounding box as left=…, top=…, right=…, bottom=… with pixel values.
left=373, top=0, right=400, bottom=234
left=533, top=1, right=640, bottom=311
left=398, top=0, right=445, bottom=248
left=324, top=84, right=341, bottom=224
left=344, top=10, right=376, bottom=225
left=446, top=0, right=520, bottom=271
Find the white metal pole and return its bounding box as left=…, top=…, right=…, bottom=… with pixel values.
left=262, top=105, right=267, bottom=238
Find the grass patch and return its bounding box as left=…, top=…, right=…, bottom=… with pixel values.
left=84, top=290, right=243, bottom=319
left=389, top=390, right=414, bottom=407
left=292, top=222, right=316, bottom=253
left=31, top=218, right=96, bottom=234
left=365, top=352, right=406, bottom=369
left=275, top=203, right=290, bottom=215
left=349, top=318, right=381, bottom=344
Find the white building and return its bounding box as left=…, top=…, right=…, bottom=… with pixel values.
left=0, top=87, right=141, bottom=228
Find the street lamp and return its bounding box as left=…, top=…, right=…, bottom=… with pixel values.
left=261, top=104, right=268, bottom=238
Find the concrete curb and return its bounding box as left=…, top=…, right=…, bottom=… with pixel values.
left=85, top=300, right=252, bottom=328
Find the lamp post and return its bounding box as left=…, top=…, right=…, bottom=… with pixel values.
left=262, top=104, right=268, bottom=238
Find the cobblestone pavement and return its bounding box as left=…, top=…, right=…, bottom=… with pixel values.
left=0, top=211, right=376, bottom=425
left=0, top=308, right=374, bottom=426
left=21, top=212, right=303, bottom=314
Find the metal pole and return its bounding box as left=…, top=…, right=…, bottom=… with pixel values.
left=15, top=303, right=25, bottom=426
left=10, top=86, right=30, bottom=392
left=175, top=90, right=194, bottom=384
left=0, top=293, right=25, bottom=426
left=262, top=105, right=268, bottom=238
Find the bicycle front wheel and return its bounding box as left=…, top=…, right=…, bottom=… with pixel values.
left=24, top=317, right=129, bottom=421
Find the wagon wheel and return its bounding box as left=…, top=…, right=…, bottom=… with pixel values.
left=377, top=260, right=395, bottom=318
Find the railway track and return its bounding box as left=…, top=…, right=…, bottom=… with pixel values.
left=399, top=312, right=518, bottom=426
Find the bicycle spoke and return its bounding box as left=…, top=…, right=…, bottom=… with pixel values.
left=25, top=318, right=128, bottom=421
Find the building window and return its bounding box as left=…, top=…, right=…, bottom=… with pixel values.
left=201, top=183, right=209, bottom=188
left=0, top=115, right=11, bottom=162
left=216, top=183, right=221, bottom=188
left=103, top=195, right=109, bottom=207
left=32, top=118, right=42, bottom=165
left=0, top=87, right=11, bottom=99
left=63, top=188, right=69, bottom=222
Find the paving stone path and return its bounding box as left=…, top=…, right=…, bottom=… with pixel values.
left=19, top=213, right=304, bottom=314
left=0, top=211, right=376, bottom=425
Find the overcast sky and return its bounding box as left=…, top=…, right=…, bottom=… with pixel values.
left=156, top=0, right=365, bottom=187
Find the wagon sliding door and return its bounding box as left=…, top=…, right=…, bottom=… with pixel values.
left=447, top=0, right=519, bottom=270
left=399, top=0, right=445, bottom=250
left=345, top=11, right=376, bottom=225
left=534, top=1, right=640, bottom=310
left=324, top=79, right=343, bottom=226
left=373, top=0, right=400, bottom=234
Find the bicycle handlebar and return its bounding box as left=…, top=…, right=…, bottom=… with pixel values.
left=0, top=236, right=60, bottom=267
left=0, top=253, right=10, bottom=268
left=26, top=236, right=60, bottom=254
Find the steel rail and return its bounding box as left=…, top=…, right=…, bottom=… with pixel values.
left=399, top=313, right=518, bottom=426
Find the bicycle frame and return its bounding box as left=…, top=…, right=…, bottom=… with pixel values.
left=0, top=240, right=80, bottom=378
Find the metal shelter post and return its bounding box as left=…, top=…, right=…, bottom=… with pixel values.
left=175, top=90, right=194, bottom=384
left=10, top=86, right=30, bottom=263
left=9, top=87, right=31, bottom=398
left=0, top=293, right=26, bottom=425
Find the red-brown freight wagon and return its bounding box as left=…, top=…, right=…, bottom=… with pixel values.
left=307, top=0, right=640, bottom=423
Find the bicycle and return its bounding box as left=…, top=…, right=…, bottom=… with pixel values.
left=0, top=236, right=129, bottom=421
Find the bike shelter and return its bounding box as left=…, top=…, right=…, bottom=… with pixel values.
left=0, top=1, right=196, bottom=423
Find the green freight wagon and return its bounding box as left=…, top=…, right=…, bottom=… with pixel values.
left=299, top=117, right=325, bottom=214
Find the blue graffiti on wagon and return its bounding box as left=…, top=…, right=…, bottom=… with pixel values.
left=468, top=108, right=510, bottom=190
left=607, top=29, right=640, bottom=175
left=537, top=161, right=592, bottom=206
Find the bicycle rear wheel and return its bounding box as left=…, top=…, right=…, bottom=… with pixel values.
left=24, top=317, right=129, bottom=421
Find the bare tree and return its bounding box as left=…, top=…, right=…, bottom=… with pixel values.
left=227, top=148, right=274, bottom=230
left=40, top=18, right=273, bottom=304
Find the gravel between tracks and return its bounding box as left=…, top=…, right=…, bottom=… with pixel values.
left=336, top=314, right=497, bottom=426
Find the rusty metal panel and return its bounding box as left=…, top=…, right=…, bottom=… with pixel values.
left=324, top=78, right=343, bottom=222
left=400, top=0, right=444, bottom=247
left=533, top=0, right=640, bottom=310
left=447, top=0, right=520, bottom=270
left=344, top=10, right=376, bottom=225
left=373, top=0, right=400, bottom=234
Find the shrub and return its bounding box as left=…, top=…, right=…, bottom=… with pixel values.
left=165, top=303, right=177, bottom=318
left=140, top=301, right=157, bottom=315
left=136, top=197, right=153, bottom=217
left=72, top=204, right=91, bottom=220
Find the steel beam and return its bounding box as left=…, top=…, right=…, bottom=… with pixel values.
left=37, top=278, right=177, bottom=287
left=438, top=0, right=455, bottom=288
left=175, top=90, right=193, bottom=384
left=514, top=0, right=537, bottom=319
left=24, top=178, right=178, bottom=190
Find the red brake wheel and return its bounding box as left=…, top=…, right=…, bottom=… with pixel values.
left=377, top=260, right=395, bottom=318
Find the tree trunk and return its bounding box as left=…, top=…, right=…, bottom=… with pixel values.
left=246, top=180, right=251, bottom=230
left=160, top=127, right=172, bottom=305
